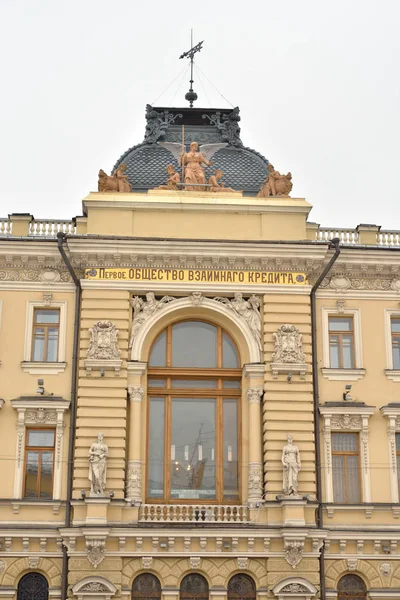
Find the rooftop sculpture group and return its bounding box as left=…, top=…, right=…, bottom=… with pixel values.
left=98, top=141, right=292, bottom=197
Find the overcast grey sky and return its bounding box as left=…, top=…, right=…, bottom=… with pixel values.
left=0, top=0, right=399, bottom=229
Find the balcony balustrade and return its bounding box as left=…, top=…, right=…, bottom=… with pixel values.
left=139, top=504, right=249, bottom=524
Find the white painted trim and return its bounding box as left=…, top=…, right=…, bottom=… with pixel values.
left=10, top=398, right=70, bottom=500
left=321, top=307, right=363, bottom=369
left=20, top=361, right=67, bottom=374
left=320, top=368, right=365, bottom=381
left=384, top=308, right=400, bottom=371
left=130, top=296, right=262, bottom=363
left=380, top=406, right=400, bottom=503
left=23, top=300, right=67, bottom=363
left=320, top=406, right=375, bottom=503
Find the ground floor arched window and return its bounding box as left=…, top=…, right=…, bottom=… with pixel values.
left=180, top=574, right=209, bottom=600
left=338, top=574, right=366, bottom=600
left=17, top=573, right=48, bottom=600
left=228, top=574, right=256, bottom=600
left=132, top=574, right=161, bottom=600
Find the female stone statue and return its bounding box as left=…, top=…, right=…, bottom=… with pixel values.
left=181, top=142, right=212, bottom=191
left=89, top=433, right=108, bottom=495
left=282, top=435, right=301, bottom=495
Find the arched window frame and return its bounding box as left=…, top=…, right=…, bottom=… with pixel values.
left=228, top=574, right=256, bottom=600
left=17, top=572, right=49, bottom=600
left=132, top=573, right=161, bottom=600
left=180, top=573, right=209, bottom=600
left=146, top=319, right=242, bottom=504
left=338, top=574, right=367, bottom=600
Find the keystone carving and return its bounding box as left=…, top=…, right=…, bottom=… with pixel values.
left=285, top=540, right=304, bottom=568
left=86, top=538, right=106, bottom=568
left=280, top=583, right=309, bottom=593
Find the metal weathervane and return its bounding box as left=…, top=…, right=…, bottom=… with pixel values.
left=179, top=30, right=204, bottom=107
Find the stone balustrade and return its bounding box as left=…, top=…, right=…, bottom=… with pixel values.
left=139, top=503, right=248, bottom=523
left=29, top=219, right=76, bottom=236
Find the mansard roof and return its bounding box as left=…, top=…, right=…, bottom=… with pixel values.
left=112, top=105, right=269, bottom=196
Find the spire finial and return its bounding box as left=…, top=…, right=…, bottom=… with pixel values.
left=179, top=30, right=203, bottom=107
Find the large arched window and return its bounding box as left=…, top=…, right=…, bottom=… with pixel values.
left=17, top=573, right=48, bottom=600
left=338, top=575, right=367, bottom=600
left=132, top=574, right=161, bottom=600
left=180, top=574, right=209, bottom=600
left=147, top=320, right=241, bottom=503
left=228, top=575, right=256, bottom=600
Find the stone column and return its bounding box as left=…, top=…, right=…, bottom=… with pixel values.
left=126, top=385, right=144, bottom=502
left=244, top=364, right=265, bottom=507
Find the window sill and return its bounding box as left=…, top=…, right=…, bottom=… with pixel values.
left=321, top=368, right=366, bottom=381
left=20, top=361, right=67, bottom=374
left=385, top=369, right=400, bottom=382
left=11, top=500, right=62, bottom=514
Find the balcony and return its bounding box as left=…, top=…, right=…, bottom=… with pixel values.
left=139, top=504, right=249, bottom=524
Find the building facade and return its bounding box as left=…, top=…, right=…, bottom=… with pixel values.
left=0, top=104, right=400, bottom=600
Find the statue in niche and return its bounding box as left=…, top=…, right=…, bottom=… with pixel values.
left=214, top=293, right=262, bottom=352
left=89, top=433, right=108, bottom=496
left=208, top=169, right=236, bottom=193
left=98, top=163, right=131, bottom=193
left=156, top=165, right=181, bottom=190
left=129, top=292, right=176, bottom=348
left=282, top=435, right=301, bottom=496
left=257, top=164, right=293, bottom=197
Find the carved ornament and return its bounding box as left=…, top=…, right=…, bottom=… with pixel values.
left=346, top=559, right=357, bottom=571
left=284, top=541, right=304, bottom=568
left=129, top=292, right=176, bottom=348
left=379, top=562, right=392, bottom=577
left=280, top=583, right=309, bottom=593
left=128, top=386, right=144, bottom=402
left=25, top=408, right=57, bottom=424
left=86, top=539, right=106, bottom=568
left=213, top=293, right=262, bottom=352
left=247, top=388, right=263, bottom=404
left=0, top=269, right=71, bottom=282
left=236, top=557, right=248, bottom=569
left=271, top=324, right=307, bottom=380
left=80, top=582, right=109, bottom=593
left=85, top=321, right=122, bottom=375
left=126, top=460, right=142, bottom=501
left=142, top=556, right=153, bottom=569
left=0, top=560, right=5, bottom=573
left=330, top=414, right=362, bottom=429
left=189, top=556, right=202, bottom=569
left=248, top=462, right=263, bottom=502
left=87, top=321, right=120, bottom=360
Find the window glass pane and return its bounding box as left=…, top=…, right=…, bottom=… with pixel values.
left=223, top=400, right=238, bottom=499
left=32, top=329, right=45, bottom=361
left=223, top=333, right=239, bottom=368
left=223, top=380, right=241, bottom=389
left=346, top=455, right=361, bottom=503
left=40, top=452, right=54, bottom=499
left=392, top=318, right=400, bottom=333
left=329, top=317, right=353, bottom=331
left=329, top=337, right=340, bottom=368
left=172, top=322, right=217, bottom=367
left=332, top=433, right=358, bottom=452
left=392, top=340, right=400, bottom=369
left=332, top=455, right=345, bottom=503
left=148, top=379, right=167, bottom=388
left=27, top=430, right=55, bottom=447
left=46, top=328, right=59, bottom=361
left=170, top=398, right=216, bottom=499
left=24, top=451, right=39, bottom=498
left=148, top=398, right=165, bottom=498
left=396, top=433, right=400, bottom=452
left=35, top=309, right=59, bottom=324
left=149, top=331, right=166, bottom=367
left=171, top=379, right=217, bottom=388
left=342, top=335, right=354, bottom=368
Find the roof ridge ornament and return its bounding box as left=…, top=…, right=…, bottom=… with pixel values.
left=179, top=30, right=204, bottom=107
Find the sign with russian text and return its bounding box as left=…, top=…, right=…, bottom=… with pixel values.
left=85, top=267, right=307, bottom=285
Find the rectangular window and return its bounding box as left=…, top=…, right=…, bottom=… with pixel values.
left=328, top=317, right=355, bottom=368
left=332, top=432, right=361, bottom=503
left=31, top=309, right=60, bottom=362
left=391, top=318, right=400, bottom=369
left=24, top=429, right=55, bottom=499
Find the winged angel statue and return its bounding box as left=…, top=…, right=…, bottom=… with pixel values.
left=158, top=141, right=228, bottom=190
